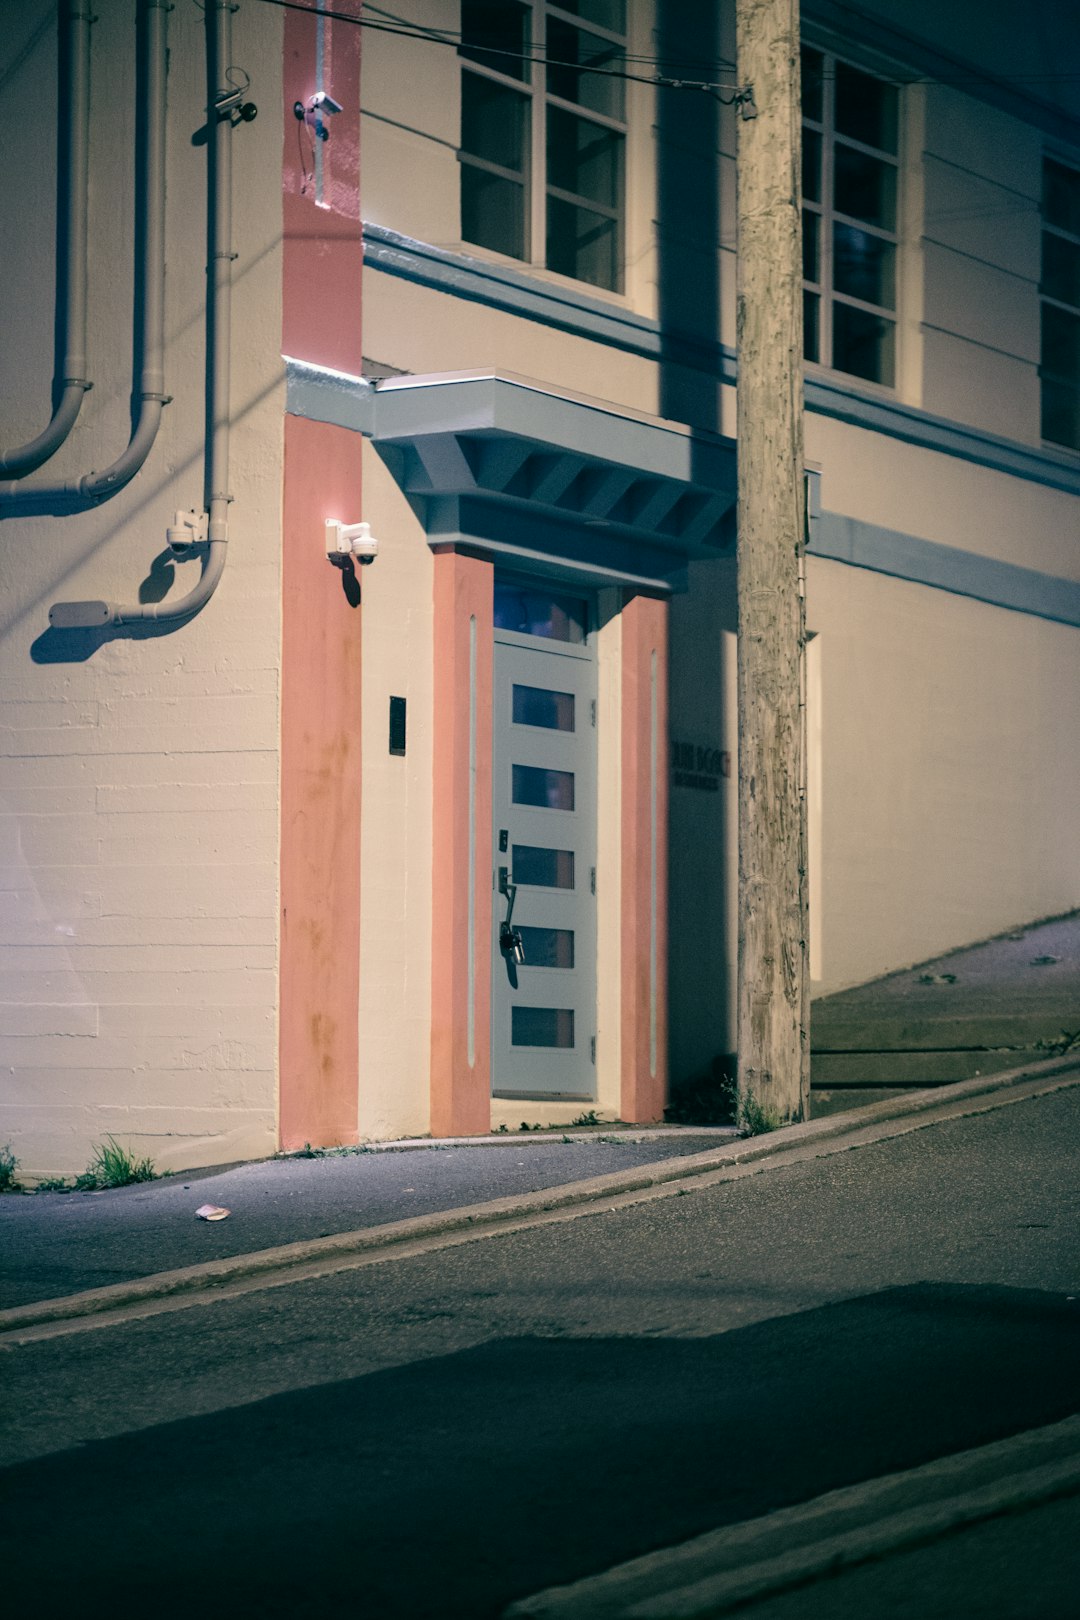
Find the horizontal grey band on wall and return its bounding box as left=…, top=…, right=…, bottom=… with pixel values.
left=362, top=224, right=732, bottom=377
left=362, top=224, right=1080, bottom=500
left=812, top=512, right=1080, bottom=628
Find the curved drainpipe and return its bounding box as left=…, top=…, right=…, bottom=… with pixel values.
left=50, top=0, right=234, bottom=630
left=0, top=0, right=93, bottom=478
left=2, top=0, right=169, bottom=506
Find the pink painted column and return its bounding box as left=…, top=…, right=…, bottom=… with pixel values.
left=620, top=593, right=669, bottom=1122
left=279, top=1, right=363, bottom=1149
left=430, top=549, right=494, bottom=1137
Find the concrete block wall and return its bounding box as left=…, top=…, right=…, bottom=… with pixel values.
left=0, top=1, right=286, bottom=1177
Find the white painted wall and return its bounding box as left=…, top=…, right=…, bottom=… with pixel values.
left=0, top=1, right=285, bottom=1177
left=356, top=445, right=434, bottom=1140
left=806, top=557, right=1080, bottom=993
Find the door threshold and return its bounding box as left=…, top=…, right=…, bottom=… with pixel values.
left=492, top=1090, right=596, bottom=1102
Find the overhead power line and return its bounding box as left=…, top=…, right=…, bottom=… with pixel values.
left=248, top=0, right=1080, bottom=91
left=248, top=0, right=750, bottom=98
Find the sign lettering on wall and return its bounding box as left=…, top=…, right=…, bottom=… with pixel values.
left=671, top=740, right=731, bottom=792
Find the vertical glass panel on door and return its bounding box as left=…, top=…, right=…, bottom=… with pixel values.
left=513, top=684, right=575, bottom=731
left=517, top=927, right=575, bottom=969
left=512, top=845, right=575, bottom=888
left=513, top=764, right=575, bottom=810
left=494, top=582, right=588, bottom=642
left=512, top=1007, right=575, bottom=1047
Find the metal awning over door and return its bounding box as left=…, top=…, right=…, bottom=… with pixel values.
left=289, top=366, right=738, bottom=592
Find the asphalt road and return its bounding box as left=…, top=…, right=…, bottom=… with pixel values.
left=2, top=1087, right=1078, bottom=1618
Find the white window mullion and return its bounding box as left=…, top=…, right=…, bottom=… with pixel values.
left=531, top=0, right=546, bottom=269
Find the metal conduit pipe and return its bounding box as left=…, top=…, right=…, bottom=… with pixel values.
left=1, top=0, right=169, bottom=506
left=0, top=0, right=92, bottom=478
left=50, top=0, right=234, bottom=629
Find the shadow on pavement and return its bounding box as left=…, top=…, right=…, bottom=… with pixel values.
left=3, top=1282, right=1078, bottom=1616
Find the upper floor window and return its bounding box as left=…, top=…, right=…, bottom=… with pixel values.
left=1040, top=157, right=1080, bottom=452
left=802, top=48, right=899, bottom=387
left=458, top=0, right=627, bottom=293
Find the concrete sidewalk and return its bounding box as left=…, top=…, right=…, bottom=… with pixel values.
left=0, top=1126, right=735, bottom=1310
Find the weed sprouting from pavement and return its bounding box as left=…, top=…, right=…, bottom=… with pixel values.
left=75, top=1136, right=158, bottom=1191
left=570, top=1110, right=601, bottom=1128
left=278, top=1142, right=374, bottom=1161
left=1035, top=1028, right=1080, bottom=1057
left=0, top=1144, right=20, bottom=1193
left=738, top=1089, right=783, bottom=1136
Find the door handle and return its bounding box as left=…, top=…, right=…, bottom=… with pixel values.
left=497, top=867, right=524, bottom=963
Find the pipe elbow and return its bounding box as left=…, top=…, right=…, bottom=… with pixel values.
left=0, top=382, right=90, bottom=480
left=79, top=398, right=164, bottom=501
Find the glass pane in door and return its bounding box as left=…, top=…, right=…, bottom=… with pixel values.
left=513, top=684, right=575, bottom=730
left=513, top=764, right=575, bottom=810
left=517, top=926, right=575, bottom=968
left=512, top=1007, right=575, bottom=1047
left=512, top=845, right=575, bottom=888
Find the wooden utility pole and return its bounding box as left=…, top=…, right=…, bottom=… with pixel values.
left=734, top=0, right=810, bottom=1122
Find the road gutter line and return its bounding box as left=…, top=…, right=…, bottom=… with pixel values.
left=3, top=1059, right=1078, bottom=1347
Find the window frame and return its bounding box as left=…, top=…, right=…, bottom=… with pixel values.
left=459, top=0, right=629, bottom=294
left=802, top=45, right=901, bottom=389
left=1040, top=154, right=1080, bottom=454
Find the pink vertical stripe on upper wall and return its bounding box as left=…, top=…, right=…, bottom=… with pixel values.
left=431, top=548, right=495, bottom=1138
left=621, top=592, right=669, bottom=1123
left=279, top=1, right=364, bottom=1149
left=283, top=0, right=363, bottom=376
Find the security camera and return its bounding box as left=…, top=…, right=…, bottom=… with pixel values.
left=216, top=85, right=258, bottom=124
left=326, top=519, right=378, bottom=566
left=310, top=91, right=343, bottom=115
